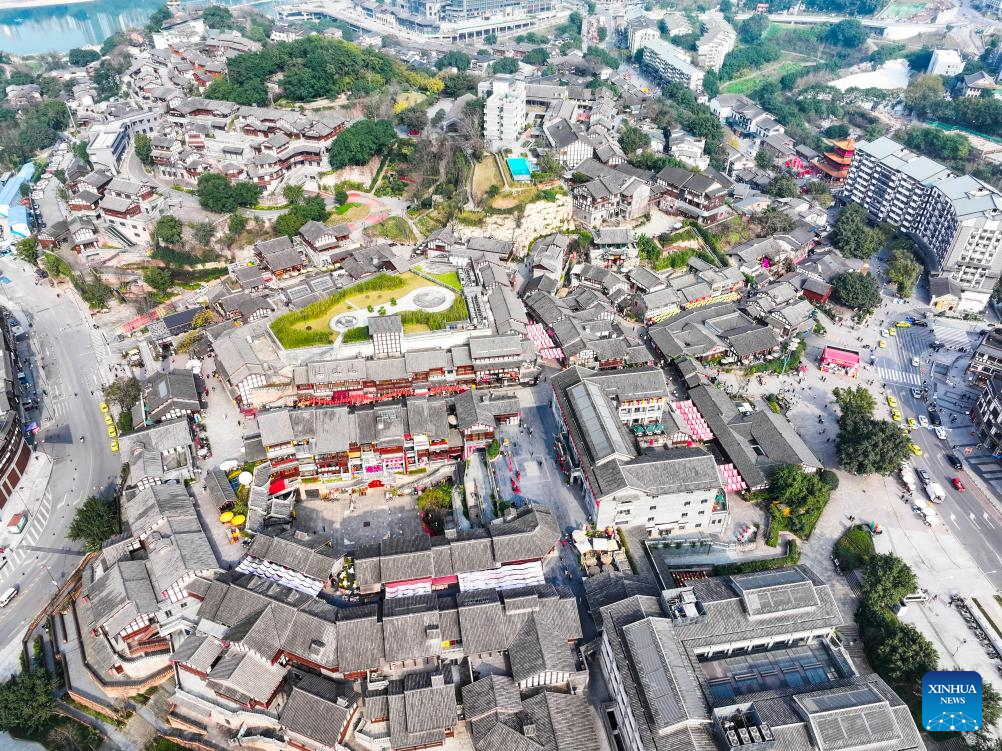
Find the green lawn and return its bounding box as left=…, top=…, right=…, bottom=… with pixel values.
left=722, top=62, right=807, bottom=95
left=370, top=215, right=416, bottom=243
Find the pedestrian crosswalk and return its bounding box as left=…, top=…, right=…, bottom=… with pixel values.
left=932, top=325, right=972, bottom=348
left=873, top=366, right=922, bottom=386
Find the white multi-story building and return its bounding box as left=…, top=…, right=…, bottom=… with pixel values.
left=844, top=136, right=1002, bottom=310
left=927, top=49, right=964, bottom=76
left=696, top=13, right=736, bottom=73
left=640, top=37, right=704, bottom=92
left=478, top=75, right=526, bottom=153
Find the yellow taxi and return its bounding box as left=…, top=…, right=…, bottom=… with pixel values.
left=99, top=402, right=109, bottom=413
left=110, top=440, right=119, bottom=453
left=907, top=417, right=917, bottom=429
left=900, top=426, right=910, bottom=436
left=891, top=410, right=902, bottom=421
left=887, top=396, right=897, bottom=408
left=103, top=414, right=113, bottom=427
left=107, top=425, right=117, bottom=438
left=896, top=321, right=911, bottom=328
left=909, top=443, right=923, bottom=456
left=879, top=339, right=887, bottom=348
left=888, top=327, right=897, bottom=336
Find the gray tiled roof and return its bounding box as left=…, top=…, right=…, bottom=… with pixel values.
left=281, top=673, right=359, bottom=748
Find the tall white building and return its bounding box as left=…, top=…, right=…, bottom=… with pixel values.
left=844, top=136, right=1002, bottom=310
left=478, top=75, right=526, bottom=153
left=640, top=37, right=705, bottom=92
left=696, top=13, right=736, bottom=73
left=926, top=49, right=964, bottom=77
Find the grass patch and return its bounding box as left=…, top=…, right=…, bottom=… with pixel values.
left=333, top=202, right=370, bottom=222
left=341, top=326, right=370, bottom=343
left=270, top=272, right=413, bottom=348
left=370, top=215, right=416, bottom=243
left=428, top=270, right=461, bottom=290
left=415, top=213, right=446, bottom=236
left=472, top=155, right=503, bottom=202
left=833, top=524, right=875, bottom=571
left=399, top=295, right=468, bottom=330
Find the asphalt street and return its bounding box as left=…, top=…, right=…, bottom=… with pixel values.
left=871, top=308, right=1002, bottom=590
left=0, top=260, right=119, bottom=676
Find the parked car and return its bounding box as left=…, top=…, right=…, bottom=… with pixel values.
left=946, top=454, right=963, bottom=470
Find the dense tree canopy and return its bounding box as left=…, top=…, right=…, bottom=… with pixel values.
left=765, top=174, right=799, bottom=198
left=834, top=386, right=911, bottom=475
left=204, top=36, right=441, bottom=106
left=491, top=57, right=520, bottom=74
left=523, top=48, right=549, bottom=66
left=832, top=385, right=876, bottom=419
left=67, top=495, right=119, bottom=552
left=832, top=203, right=878, bottom=260
left=617, top=123, right=651, bottom=155
left=0, top=669, right=57, bottom=732
left=68, top=48, right=100, bottom=67
left=134, top=132, right=153, bottom=166
left=886, top=246, right=922, bottom=297
left=202, top=5, right=236, bottom=29
left=274, top=195, right=328, bottom=237
left=143, top=266, right=172, bottom=294
left=898, top=125, right=970, bottom=161
left=823, top=19, right=868, bottom=48
left=436, top=51, right=470, bottom=71
left=832, top=271, right=881, bottom=310
left=196, top=173, right=263, bottom=213
left=328, top=119, right=396, bottom=169
left=155, top=215, right=184, bottom=245
left=738, top=14, right=769, bottom=43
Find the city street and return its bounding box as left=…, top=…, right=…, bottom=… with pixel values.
left=0, top=260, right=119, bottom=677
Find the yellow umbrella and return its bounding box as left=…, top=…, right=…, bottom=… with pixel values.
left=231, top=514, right=246, bottom=526
left=219, top=511, right=234, bottom=523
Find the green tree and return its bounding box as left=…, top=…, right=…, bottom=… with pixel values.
left=618, top=123, right=651, bottom=155
left=441, top=73, right=477, bottom=97
left=766, top=174, right=799, bottom=198
left=637, top=234, right=660, bottom=264
left=155, top=215, right=183, bottom=245
left=824, top=19, right=867, bottom=47
left=755, top=149, right=774, bottom=170
left=334, top=188, right=349, bottom=206
left=523, top=48, right=549, bottom=66
left=191, top=221, right=215, bottom=246
left=275, top=211, right=308, bottom=237
left=327, top=119, right=396, bottom=170
left=68, top=48, right=100, bottom=67
left=758, top=207, right=796, bottom=234
left=14, top=236, right=38, bottom=265
left=832, top=203, right=877, bottom=259
left=134, top=133, right=153, bottom=166
left=836, top=416, right=911, bottom=475
left=862, top=553, right=917, bottom=608
left=146, top=4, right=171, bottom=32
left=823, top=123, right=850, bottom=139
left=103, top=376, right=141, bottom=410
left=702, top=69, right=720, bottom=98
left=436, top=51, right=471, bottom=71
left=904, top=74, right=945, bottom=118
left=116, top=410, right=133, bottom=434
left=41, top=253, right=71, bottom=278
left=398, top=104, right=429, bottom=132
left=282, top=184, right=305, bottom=204
left=196, top=173, right=263, bottom=213
left=0, top=669, right=57, bottom=732
left=67, top=496, right=118, bottom=552
left=228, top=213, right=248, bottom=237
left=491, top=57, right=520, bottom=74
left=983, top=683, right=1002, bottom=728
left=484, top=33, right=497, bottom=44
left=143, top=267, right=172, bottom=294
left=832, top=271, right=881, bottom=310
left=871, top=622, right=938, bottom=682
left=738, top=14, right=769, bottom=43
left=832, top=385, right=876, bottom=419
left=100, top=32, right=125, bottom=55
left=886, top=246, right=921, bottom=297
left=202, top=5, right=235, bottom=29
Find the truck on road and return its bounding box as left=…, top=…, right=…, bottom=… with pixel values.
left=925, top=481, right=945, bottom=503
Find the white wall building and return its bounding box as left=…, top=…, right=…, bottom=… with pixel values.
left=927, top=49, right=964, bottom=77
left=640, top=38, right=704, bottom=92
left=696, top=13, right=736, bottom=73
left=478, top=75, right=527, bottom=153
left=845, top=136, right=1002, bottom=310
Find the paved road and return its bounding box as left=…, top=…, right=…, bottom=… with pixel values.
left=871, top=305, right=1002, bottom=590
left=0, top=261, right=119, bottom=676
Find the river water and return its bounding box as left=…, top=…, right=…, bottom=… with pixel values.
left=0, top=0, right=277, bottom=56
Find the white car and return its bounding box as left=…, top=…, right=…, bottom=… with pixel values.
left=880, top=329, right=889, bottom=338
left=935, top=426, right=948, bottom=440
left=911, top=357, right=920, bottom=367
left=919, top=416, right=929, bottom=428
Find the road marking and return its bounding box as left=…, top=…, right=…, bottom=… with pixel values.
left=968, top=511, right=981, bottom=530
left=983, top=512, right=996, bottom=529
left=949, top=512, right=960, bottom=528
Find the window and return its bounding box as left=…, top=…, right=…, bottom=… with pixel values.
left=681, top=512, right=688, bottom=518
left=684, top=501, right=691, bottom=507
left=648, top=516, right=655, bottom=523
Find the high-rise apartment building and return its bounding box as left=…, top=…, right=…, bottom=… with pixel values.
left=696, top=13, right=736, bottom=72
left=843, top=136, right=1002, bottom=310
left=478, top=75, right=526, bottom=153
left=640, top=37, right=705, bottom=92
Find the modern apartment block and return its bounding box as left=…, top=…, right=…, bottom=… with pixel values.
left=640, top=37, right=705, bottom=92
left=696, top=13, right=736, bottom=72
left=478, top=75, right=526, bottom=152
left=844, top=136, right=1002, bottom=310
left=972, top=375, right=1002, bottom=457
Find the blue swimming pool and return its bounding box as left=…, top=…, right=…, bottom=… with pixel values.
left=507, top=157, right=533, bottom=182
